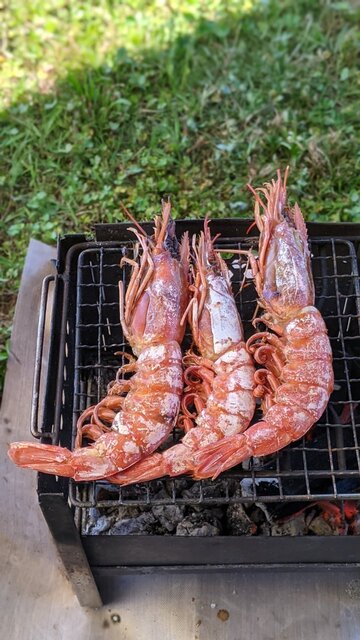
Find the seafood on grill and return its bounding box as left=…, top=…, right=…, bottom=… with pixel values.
left=8, top=202, right=190, bottom=481
left=193, top=168, right=334, bottom=479
left=109, top=219, right=256, bottom=485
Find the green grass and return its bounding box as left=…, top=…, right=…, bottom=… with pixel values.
left=1, top=0, right=360, bottom=391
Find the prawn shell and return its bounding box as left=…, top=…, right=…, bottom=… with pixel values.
left=284, top=307, right=327, bottom=340
left=184, top=342, right=256, bottom=447
left=282, top=359, right=334, bottom=391
left=284, top=332, right=333, bottom=362
left=274, top=383, right=330, bottom=420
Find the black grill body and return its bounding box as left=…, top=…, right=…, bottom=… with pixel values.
left=35, top=220, right=360, bottom=606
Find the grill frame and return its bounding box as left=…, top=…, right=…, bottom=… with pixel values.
left=67, top=235, right=360, bottom=511
left=34, top=220, right=360, bottom=606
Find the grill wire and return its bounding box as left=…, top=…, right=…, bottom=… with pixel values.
left=68, top=237, right=360, bottom=509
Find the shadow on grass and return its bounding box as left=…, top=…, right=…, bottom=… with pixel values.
left=0, top=0, right=359, bottom=387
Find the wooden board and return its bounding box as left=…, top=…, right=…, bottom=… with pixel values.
left=1, top=240, right=360, bottom=639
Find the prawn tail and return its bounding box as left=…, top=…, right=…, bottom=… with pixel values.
left=109, top=452, right=167, bottom=486
left=8, top=442, right=75, bottom=477
left=109, top=440, right=194, bottom=485
left=193, top=402, right=317, bottom=479
left=192, top=432, right=252, bottom=480
left=8, top=437, right=121, bottom=480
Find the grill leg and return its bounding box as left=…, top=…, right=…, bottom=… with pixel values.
left=39, top=493, right=102, bottom=608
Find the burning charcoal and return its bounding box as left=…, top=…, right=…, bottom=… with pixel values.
left=151, top=504, right=186, bottom=533
left=226, top=503, right=257, bottom=535
left=343, top=501, right=359, bottom=526
left=271, top=513, right=308, bottom=536
left=176, top=510, right=222, bottom=536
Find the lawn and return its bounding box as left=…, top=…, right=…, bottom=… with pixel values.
left=1, top=0, right=360, bottom=391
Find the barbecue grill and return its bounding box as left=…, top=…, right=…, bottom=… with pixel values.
left=32, top=220, right=360, bottom=607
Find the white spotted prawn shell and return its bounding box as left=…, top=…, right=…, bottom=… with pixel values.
left=111, top=341, right=183, bottom=464
left=183, top=342, right=256, bottom=450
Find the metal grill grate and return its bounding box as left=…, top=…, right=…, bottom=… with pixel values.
left=68, top=236, right=360, bottom=508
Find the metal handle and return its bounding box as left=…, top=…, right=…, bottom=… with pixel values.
left=30, top=274, right=55, bottom=438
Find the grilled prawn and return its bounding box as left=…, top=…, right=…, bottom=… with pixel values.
left=193, top=169, right=334, bottom=479
left=109, top=219, right=256, bottom=485
left=8, top=202, right=189, bottom=481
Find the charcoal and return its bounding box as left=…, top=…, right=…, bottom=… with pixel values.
left=226, top=503, right=257, bottom=535
left=84, top=476, right=360, bottom=538
left=245, top=505, right=266, bottom=526
left=94, top=484, right=121, bottom=502
left=193, top=506, right=224, bottom=520
left=148, top=480, right=173, bottom=497
left=258, top=523, right=271, bottom=536
left=191, top=501, right=224, bottom=517
left=349, top=514, right=360, bottom=535
left=105, top=501, right=186, bottom=535
left=85, top=510, right=117, bottom=535
left=151, top=486, right=173, bottom=501
left=306, top=510, right=341, bottom=536
left=241, top=457, right=252, bottom=471
left=176, top=510, right=222, bottom=536
left=271, top=513, right=307, bottom=536
left=201, top=479, right=236, bottom=499
left=253, top=503, right=274, bottom=524
left=240, top=477, right=279, bottom=499
left=180, top=483, right=202, bottom=502
left=176, top=521, right=220, bottom=536
left=151, top=504, right=186, bottom=532
left=119, top=483, right=150, bottom=502
left=166, top=477, right=193, bottom=495
left=109, top=510, right=157, bottom=535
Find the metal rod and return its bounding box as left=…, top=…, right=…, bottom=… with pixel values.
left=30, top=274, right=55, bottom=438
